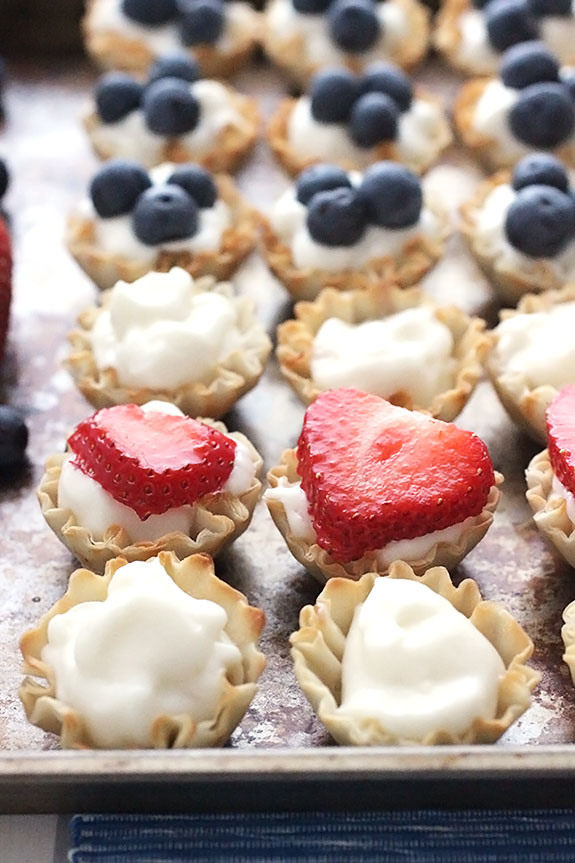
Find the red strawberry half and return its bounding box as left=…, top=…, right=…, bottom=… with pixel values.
left=546, top=384, right=575, bottom=495
left=67, top=404, right=237, bottom=519
left=0, top=215, right=12, bottom=362
left=297, top=388, right=495, bottom=563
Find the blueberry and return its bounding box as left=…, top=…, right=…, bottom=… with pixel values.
left=310, top=69, right=362, bottom=124
left=168, top=165, right=217, bottom=207
left=90, top=160, right=152, bottom=218
left=528, top=0, right=571, bottom=14
left=512, top=153, right=569, bottom=192
left=178, top=0, right=225, bottom=46
left=143, top=77, right=200, bottom=135
left=148, top=54, right=200, bottom=84
left=361, top=62, right=413, bottom=112
left=471, top=0, right=491, bottom=7
left=132, top=185, right=199, bottom=245
left=485, top=0, right=539, bottom=52
left=509, top=81, right=575, bottom=148
left=296, top=164, right=351, bottom=205
left=306, top=186, right=368, bottom=246
left=0, top=158, right=9, bottom=200
left=121, top=0, right=178, bottom=26
left=358, top=162, right=422, bottom=229
left=0, top=406, right=28, bottom=470
left=504, top=184, right=575, bottom=257
left=95, top=72, right=143, bottom=124
left=562, top=71, right=575, bottom=102
left=349, top=92, right=399, bottom=147
left=292, top=0, right=331, bottom=11
left=327, top=0, right=381, bottom=53
left=500, top=42, right=559, bottom=89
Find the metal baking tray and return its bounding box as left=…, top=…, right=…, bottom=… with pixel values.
left=3, top=54, right=575, bottom=814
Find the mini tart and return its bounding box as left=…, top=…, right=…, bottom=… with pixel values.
left=262, top=0, right=430, bottom=86
left=37, top=422, right=262, bottom=575
left=67, top=173, right=260, bottom=292
left=525, top=448, right=575, bottom=567
left=290, top=561, right=539, bottom=746
left=66, top=276, right=272, bottom=418
left=266, top=447, right=502, bottom=583
left=267, top=91, right=452, bottom=177
left=84, top=85, right=260, bottom=173
left=434, top=0, right=497, bottom=77
left=276, top=283, right=489, bottom=421
left=486, top=285, right=575, bottom=443
left=19, top=551, right=266, bottom=749
left=561, top=599, right=575, bottom=686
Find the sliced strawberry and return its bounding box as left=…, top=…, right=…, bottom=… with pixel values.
left=67, top=404, right=237, bottom=519
left=546, top=384, right=575, bottom=495
left=296, top=388, right=495, bottom=563
left=0, top=215, right=12, bottom=362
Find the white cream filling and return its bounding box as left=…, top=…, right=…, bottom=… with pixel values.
left=42, top=557, right=243, bottom=748
left=551, top=473, right=575, bottom=523
left=337, top=577, right=505, bottom=739
left=471, top=78, right=531, bottom=163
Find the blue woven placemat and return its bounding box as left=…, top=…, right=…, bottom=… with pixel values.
left=69, top=810, right=575, bottom=862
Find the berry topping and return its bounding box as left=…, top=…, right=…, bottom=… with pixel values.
left=0, top=216, right=11, bottom=362
left=310, top=69, right=362, bottom=124
left=67, top=404, right=237, bottom=519
left=148, top=54, right=200, bottom=84
left=504, top=185, right=575, bottom=257
left=296, top=163, right=351, bottom=205
left=296, top=389, right=495, bottom=563
left=132, top=184, right=199, bottom=245
left=357, top=162, right=422, bottom=229
left=178, top=0, right=225, bottom=46
left=349, top=91, right=399, bottom=148
left=306, top=187, right=368, bottom=247
left=142, top=77, right=200, bottom=135
left=511, top=153, right=569, bottom=192
left=528, top=0, right=571, bottom=14
left=0, top=158, right=9, bottom=201
left=509, top=82, right=575, bottom=148
left=546, top=385, right=575, bottom=497
left=121, top=0, right=178, bottom=26
left=90, top=160, right=152, bottom=219
left=500, top=42, right=559, bottom=90
left=0, top=406, right=28, bottom=470
left=563, top=72, right=575, bottom=103
left=95, top=72, right=144, bottom=124
left=292, top=0, right=331, bottom=11
left=167, top=164, right=217, bottom=208
left=327, top=0, right=381, bottom=54
left=361, top=62, right=413, bottom=112
left=485, top=0, right=539, bottom=53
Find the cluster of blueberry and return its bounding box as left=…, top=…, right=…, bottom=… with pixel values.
left=296, top=161, right=422, bottom=247
left=96, top=55, right=202, bottom=137
left=310, top=64, right=413, bottom=148
left=121, top=0, right=229, bottom=46
left=504, top=153, right=575, bottom=258
left=292, top=0, right=385, bottom=54
left=90, top=159, right=218, bottom=246
left=474, top=0, right=572, bottom=53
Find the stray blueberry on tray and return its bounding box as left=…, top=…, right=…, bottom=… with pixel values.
left=168, top=164, right=217, bottom=208
left=349, top=91, right=399, bottom=148
left=306, top=186, right=368, bottom=246
left=148, top=54, right=201, bottom=84
left=0, top=406, right=28, bottom=471
left=505, top=185, right=575, bottom=257
left=361, top=62, right=413, bottom=112
left=485, top=0, right=539, bottom=53
left=132, top=184, right=199, bottom=244
left=143, top=77, right=200, bottom=135
left=358, top=162, right=422, bottom=229
left=179, top=0, right=225, bottom=46
left=511, top=153, right=569, bottom=193
left=500, top=42, right=559, bottom=90
left=292, top=0, right=332, bottom=11
left=509, top=81, right=575, bottom=149
left=310, top=69, right=362, bottom=124
left=121, top=0, right=178, bottom=26
left=327, top=0, right=381, bottom=53
left=95, top=72, right=144, bottom=124
left=296, top=163, right=352, bottom=205
left=90, top=160, right=152, bottom=218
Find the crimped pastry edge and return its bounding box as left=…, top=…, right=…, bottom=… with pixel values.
left=434, top=0, right=499, bottom=77
left=525, top=448, right=575, bottom=567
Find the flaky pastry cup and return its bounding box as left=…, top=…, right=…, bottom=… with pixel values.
left=525, top=448, right=575, bottom=567
left=276, top=283, right=489, bottom=420
left=65, top=276, right=272, bottom=418
left=266, top=448, right=503, bottom=583
left=434, top=0, right=498, bottom=77
left=262, top=0, right=430, bottom=86
left=267, top=92, right=452, bottom=177
left=486, top=285, right=575, bottom=443
left=290, top=561, right=539, bottom=745
left=67, top=174, right=260, bottom=292
left=37, top=423, right=263, bottom=574
left=83, top=87, right=260, bottom=173
left=19, top=551, right=266, bottom=749
left=561, top=599, right=575, bottom=686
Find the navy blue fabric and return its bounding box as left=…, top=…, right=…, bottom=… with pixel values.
left=69, top=810, right=575, bottom=862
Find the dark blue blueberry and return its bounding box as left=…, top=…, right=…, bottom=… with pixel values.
left=306, top=186, right=368, bottom=246
left=132, top=184, right=199, bottom=245
left=358, top=162, right=422, bottom=229
left=292, top=0, right=331, bottom=12
left=327, top=0, right=381, bottom=53
left=361, top=62, right=413, bottom=112
left=0, top=407, right=28, bottom=470
left=562, top=71, right=575, bottom=102
left=148, top=54, right=201, bottom=84
left=168, top=165, right=217, bottom=207
left=90, top=160, right=152, bottom=218
left=121, top=0, right=178, bottom=26
left=500, top=41, right=559, bottom=89
left=504, top=184, right=575, bottom=257
left=310, top=69, right=362, bottom=124
left=0, top=158, right=9, bottom=200
left=471, top=0, right=491, bottom=7
left=511, top=153, right=569, bottom=192
left=143, top=77, right=200, bottom=135
left=509, top=81, right=575, bottom=148
left=178, top=0, right=225, bottom=46
left=95, top=72, right=144, bottom=124
left=349, top=92, right=399, bottom=147
left=296, top=164, right=351, bottom=205
left=528, top=0, right=571, bottom=15
left=485, top=0, right=539, bottom=52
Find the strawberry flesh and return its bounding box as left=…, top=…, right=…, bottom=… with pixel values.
left=67, top=404, right=237, bottom=519
left=0, top=215, right=12, bottom=362
left=546, top=384, right=575, bottom=495
left=297, top=388, right=495, bottom=563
